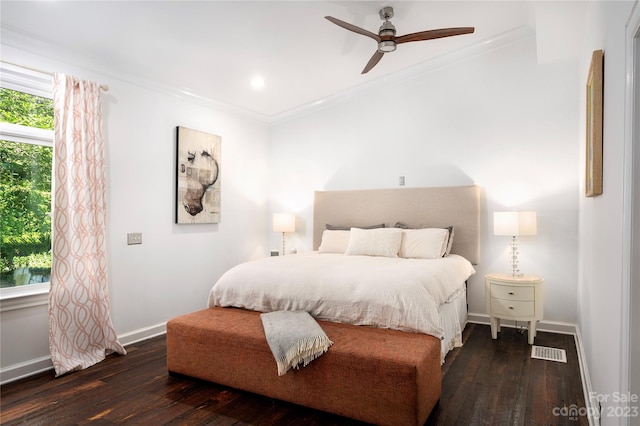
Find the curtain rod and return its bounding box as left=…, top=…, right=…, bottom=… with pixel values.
left=1, top=60, right=110, bottom=91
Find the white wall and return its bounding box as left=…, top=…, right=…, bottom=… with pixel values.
left=0, top=44, right=270, bottom=378
left=577, top=2, right=637, bottom=423
left=104, top=74, right=269, bottom=335
left=268, top=33, right=580, bottom=323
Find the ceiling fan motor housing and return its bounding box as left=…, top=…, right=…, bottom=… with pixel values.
left=378, top=7, right=396, bottom=52
left=379, top=20, right=396, bottom=36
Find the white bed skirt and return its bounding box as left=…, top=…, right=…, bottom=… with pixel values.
left=440, top=287, right=467, bottom=363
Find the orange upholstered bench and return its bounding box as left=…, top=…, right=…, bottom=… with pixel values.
left=166, top=307, right=441, bottom=426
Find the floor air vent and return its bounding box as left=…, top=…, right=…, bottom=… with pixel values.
left=531, top=346, right=567, bottom=363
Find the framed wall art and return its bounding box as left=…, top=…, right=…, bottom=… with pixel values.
left=175, top=126, right=221, bottom=224
left=585, top=49, right=603, bottom=197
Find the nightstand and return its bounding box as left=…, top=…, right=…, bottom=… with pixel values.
left=485, top=273, right=544, bottom=344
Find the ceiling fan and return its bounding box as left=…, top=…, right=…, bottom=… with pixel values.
left=325, top=6, right=475, bottom=74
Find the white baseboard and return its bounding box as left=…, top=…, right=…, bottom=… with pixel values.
left=0, top=355, right=53, bottom=385
left=117, top=322, right=167, bottom=346
left=467, top=313, right=597, bottom=425
left=0, top=322, right=167, bottom=385
left=575, top=326, right=599, bottom=426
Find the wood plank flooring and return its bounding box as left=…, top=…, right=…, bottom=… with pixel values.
left=0, top=323, right=587, bottom=425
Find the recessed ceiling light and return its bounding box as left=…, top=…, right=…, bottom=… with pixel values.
left=250, top=76, right=266, bottom=89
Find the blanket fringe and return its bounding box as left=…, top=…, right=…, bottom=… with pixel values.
left=276, top=335, right=333, bottom=376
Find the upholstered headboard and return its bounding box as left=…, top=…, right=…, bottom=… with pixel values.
left=313, top=185, right=481, bottom=264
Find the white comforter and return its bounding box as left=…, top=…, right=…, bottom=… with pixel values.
left=208, top=252, right=475, bottom=340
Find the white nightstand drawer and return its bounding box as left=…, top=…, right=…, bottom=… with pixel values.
left=485, top=273, right=544, bottom=344
left=490, top=298, right=535, bottom=317
left=490, top=284, right=534, bottom=301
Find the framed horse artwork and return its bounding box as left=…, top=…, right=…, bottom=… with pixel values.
left=175, top=126, right=221, bottom=224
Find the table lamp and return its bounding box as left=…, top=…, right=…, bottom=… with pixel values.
left=493, top=211, right=537, bottom=277
left=273, top=213, right=295, bottom=255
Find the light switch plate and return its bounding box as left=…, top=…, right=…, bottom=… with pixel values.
left=127, top=233, right=142, bottom=245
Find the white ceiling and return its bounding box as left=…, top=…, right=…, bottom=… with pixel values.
left=0, top=1, right=586, bottom=121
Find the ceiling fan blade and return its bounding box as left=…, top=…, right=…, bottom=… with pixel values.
left=325, top=16, right=381, bottom=42
left=395, top=27, right=475, bottom=44
left=362, top=50, right=384, bottom=74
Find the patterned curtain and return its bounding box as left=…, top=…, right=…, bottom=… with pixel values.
left=49, top=74, right=125, bottom=376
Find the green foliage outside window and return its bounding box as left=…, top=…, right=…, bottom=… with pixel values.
left=0, top=88, right=54, bottom=129
left=0, top=88, right=54, bottom=287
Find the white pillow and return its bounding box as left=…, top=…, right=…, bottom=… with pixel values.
left=345, top=228, right=403, bottom=258
left=400, top=228, right=450, bottom=259
left=318, top=230, right=351, bottom=253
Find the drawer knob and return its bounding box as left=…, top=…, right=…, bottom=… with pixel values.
left=509, top=306, right=514, bottom=310
left=508, top=292, right=514, bottom=295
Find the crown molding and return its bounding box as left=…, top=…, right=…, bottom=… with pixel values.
left=1, top=24, right=534, bottom=127
left=266, top=26, right=535, bottom=127
left=0, top=26, right=270, bottom=123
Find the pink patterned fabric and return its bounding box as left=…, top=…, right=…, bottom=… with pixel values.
left=49, top=74, right=125, bottom=377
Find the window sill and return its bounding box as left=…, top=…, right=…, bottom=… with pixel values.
left=0, top=283, right=50, bottom=312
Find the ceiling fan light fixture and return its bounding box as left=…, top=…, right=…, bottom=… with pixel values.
left=378, top=40, right=396, bottom=52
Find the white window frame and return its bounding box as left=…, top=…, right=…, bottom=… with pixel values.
left=0, top=62, right=53, bottom=311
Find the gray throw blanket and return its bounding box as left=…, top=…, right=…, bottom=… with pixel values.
left=260, top=310, right=333, bottom=376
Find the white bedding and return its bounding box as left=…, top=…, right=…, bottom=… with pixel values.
left=208, top=252, right=475, bottom=340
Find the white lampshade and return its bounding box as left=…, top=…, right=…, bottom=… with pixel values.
left=493, top=211, right=537, bottom=236
left=273, top=213, right=295, bottom=233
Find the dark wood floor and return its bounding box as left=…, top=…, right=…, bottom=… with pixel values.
left=0, top=323, right=587, bottom=425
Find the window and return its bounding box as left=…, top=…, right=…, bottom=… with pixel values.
left=0, top=63, right=53, bottom=304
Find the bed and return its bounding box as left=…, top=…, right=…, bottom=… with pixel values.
left=167, top=185, right=481, bottom=425
left=208, top=251, right=474, bottom=362
left=309, top=184, right=481, bottom=359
